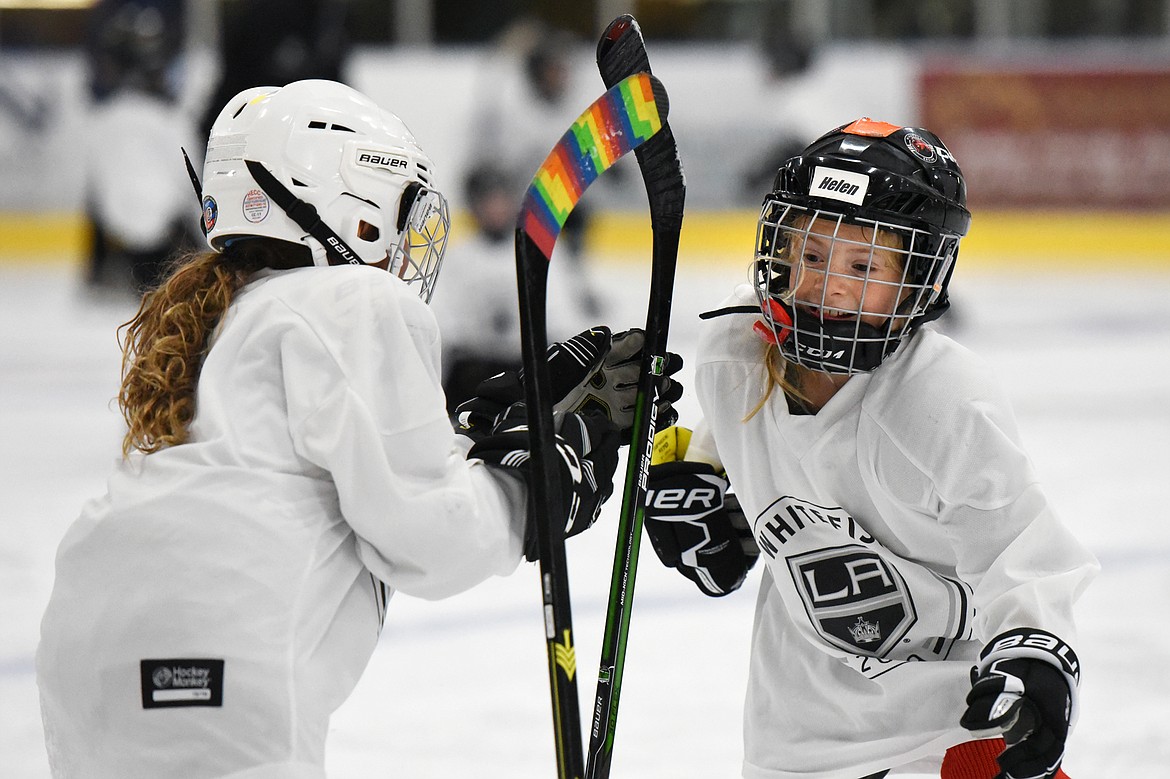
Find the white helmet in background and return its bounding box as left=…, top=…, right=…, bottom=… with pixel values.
left=200, top=79, right=450, bottom=301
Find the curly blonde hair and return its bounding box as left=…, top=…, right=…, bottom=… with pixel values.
left=117, top=240, right=301, bottom=456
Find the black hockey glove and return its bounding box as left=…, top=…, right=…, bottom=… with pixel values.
left=643, top=426, right=759, bottom=597
left=960, top=628, right=1081, bottom=779
left=454, top=326, right=683, bottom=444
left=467, top=403, right=620, bottom=562
left=554, top=327, right=683, bottom=437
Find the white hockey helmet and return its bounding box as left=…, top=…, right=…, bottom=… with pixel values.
left=200, top=79, right=450, bottom=300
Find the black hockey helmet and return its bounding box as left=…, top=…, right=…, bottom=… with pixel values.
left=775, top=118, right=969, bottom=239
left=754, top=118, right=971, bottom=374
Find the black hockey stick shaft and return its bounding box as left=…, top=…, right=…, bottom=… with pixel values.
left=516, top=234, right=582, bottom=778
left=516, top=72, right=670, bottom=779
left=586, top=15, right=686, bottom=779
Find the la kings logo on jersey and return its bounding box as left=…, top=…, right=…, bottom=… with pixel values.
left=754, top=495, right=975, bottom=661
left=787, top=544, right=918, bottom=657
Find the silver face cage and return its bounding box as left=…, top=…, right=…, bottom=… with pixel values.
left=753, top=198, right=960, bottom=375
left=390, top=187, right=451, bottom=304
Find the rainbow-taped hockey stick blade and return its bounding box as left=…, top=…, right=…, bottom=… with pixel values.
left=518, top=71, right=668, bottom=259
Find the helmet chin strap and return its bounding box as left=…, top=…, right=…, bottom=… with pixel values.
left=243, top=159, right=365, bottom=267
left=786, top=307, right=897, bottom=374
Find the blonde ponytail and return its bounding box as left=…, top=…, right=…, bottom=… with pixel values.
left=745, top=343, right=812, bottom=421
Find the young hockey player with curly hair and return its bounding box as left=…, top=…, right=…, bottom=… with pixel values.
left=36, top=79, right=679, bottom=779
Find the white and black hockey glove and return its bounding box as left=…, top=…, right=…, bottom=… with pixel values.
left=467, top=403, right=620, bottom=562
left=454, top=326, right=683, bottom=444
left=960, top=628, right=1081, bottom=779
left=643, top=426, right=759, bottom=597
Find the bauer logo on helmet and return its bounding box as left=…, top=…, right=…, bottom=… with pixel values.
left=356, top=149, right=410, bottom=171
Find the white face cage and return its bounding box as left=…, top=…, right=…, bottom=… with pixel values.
left=753, top=198, right=959, bottom=375
left=390, top=186, right=450, bottom=303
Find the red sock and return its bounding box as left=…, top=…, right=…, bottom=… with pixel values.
left=941, top=738, right=1071, bottom=779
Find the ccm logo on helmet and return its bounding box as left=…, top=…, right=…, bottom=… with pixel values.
left=810, top=166, right=868, bottom=205
left=356, top=150, right=409, bottom=171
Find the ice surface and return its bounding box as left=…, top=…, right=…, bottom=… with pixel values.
left=2, top=258, right=1168, bottom=777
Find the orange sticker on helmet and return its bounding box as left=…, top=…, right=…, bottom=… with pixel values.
left=841, top=118, right=902, bottom=138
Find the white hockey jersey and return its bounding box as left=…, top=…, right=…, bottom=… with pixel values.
left=37, top=265, right=528, bottom=779
left=691, top=285, right=1098, bottom=779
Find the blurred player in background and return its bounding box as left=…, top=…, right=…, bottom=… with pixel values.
left=469, top=18, right=604, bottom=317
left=430, top=162, right=600, bottom=415
left=642, top=118, right=1098, bottom=779
left=83, top=0, right=201, bottom=293
left=429, top=162, right=528, bottom=413
left=197, top=0, right=349, bottom=141
left=35, top=79, right=679, bottom=778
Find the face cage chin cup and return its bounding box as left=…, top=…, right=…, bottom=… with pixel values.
left=754, top=293, right=905, bottom=375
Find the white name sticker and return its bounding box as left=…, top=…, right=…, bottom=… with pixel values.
left=809, top=166, right=869, bottom=205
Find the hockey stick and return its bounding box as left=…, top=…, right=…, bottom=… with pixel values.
left=586, top=16, right=686, bottom=779
left=515, top=71, right=670, bottom=779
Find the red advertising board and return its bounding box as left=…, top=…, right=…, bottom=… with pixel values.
left=920, top=65, right=1170, bottom=209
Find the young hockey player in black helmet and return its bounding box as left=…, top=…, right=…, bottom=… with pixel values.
left=36, top=79, right=680, bottom=778
left=641, top=118, right=1097, bottom=779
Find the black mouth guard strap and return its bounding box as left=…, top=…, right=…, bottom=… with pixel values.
left=243, top=159, right=364, bottom=266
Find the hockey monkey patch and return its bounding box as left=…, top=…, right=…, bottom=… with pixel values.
left=140, top=659, right=224, bottom=708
